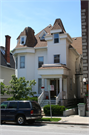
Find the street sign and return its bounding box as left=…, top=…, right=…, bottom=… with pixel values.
left=48, top=85, right=54, bottom=91
left=50, top=85, right=54, bottom=91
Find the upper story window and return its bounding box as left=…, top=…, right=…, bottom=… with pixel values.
left=20, top=56, right=25, bottom=68
left=16, top=57, right=18, bottom=69
left=38, top=57, right=44, bottom=68
left=54, top=33, right=59, bottom=43
left=54, top=55, right=60, bottom=63
left=40, top=33, right=46, bottom=40
left=39, top=30, right=47, bottom=41
left=20, top=36, right=26, bottom=45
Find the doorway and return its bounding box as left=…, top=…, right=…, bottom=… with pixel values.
left=50, top=80, right=56, bottom=99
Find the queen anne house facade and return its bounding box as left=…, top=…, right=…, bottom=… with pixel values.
left=12, top=19, right=83, bottom=106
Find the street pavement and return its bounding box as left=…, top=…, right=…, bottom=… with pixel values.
left=0, top=123, right=89, bottom=135
left=43, top=115, right=89, bottom=125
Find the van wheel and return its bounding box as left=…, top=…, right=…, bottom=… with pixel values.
left=16, top=115, right=25, bottom=125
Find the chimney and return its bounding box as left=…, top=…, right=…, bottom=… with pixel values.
left=5, top=35, right=11, bottom=64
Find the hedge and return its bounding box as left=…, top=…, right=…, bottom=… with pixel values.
left=43, top=105, right=65, bottom=116
left=7, top=96, right=38, bottom=102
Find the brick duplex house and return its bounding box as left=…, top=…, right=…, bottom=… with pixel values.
left=12, top=19, right=83, bottom=106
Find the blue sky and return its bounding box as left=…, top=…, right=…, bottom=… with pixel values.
left=0, top=0, right=81, bottom=50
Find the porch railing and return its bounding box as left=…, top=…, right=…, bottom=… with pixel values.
left=56, top=92, right=61, bottom=105
left=38, top=90, right=45, bottom=105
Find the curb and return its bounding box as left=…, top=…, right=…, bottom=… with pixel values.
left=35, top=121, right=89, bottom=126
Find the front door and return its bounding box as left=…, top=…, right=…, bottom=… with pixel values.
left=50, top=80, right=56, bottom=99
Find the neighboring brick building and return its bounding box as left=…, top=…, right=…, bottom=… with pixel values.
left=81, top=0, right=89, bottom=93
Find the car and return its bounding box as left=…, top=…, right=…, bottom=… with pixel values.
left=0, top=100, right=42, bottom=125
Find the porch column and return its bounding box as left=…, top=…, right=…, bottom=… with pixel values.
left=56, top=79, right=58, bottom=96
left=59, top=77, right=62, bottom=99
left=42, top=78, right=45, bottom=88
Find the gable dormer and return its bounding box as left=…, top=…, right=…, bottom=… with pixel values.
left=51, top=18, right=66, bottom=34
left=39, top=30, right=47, bottom=41
left=20, top=36, right=27, bottom=45
left=16, top=27, right=36, bottom=48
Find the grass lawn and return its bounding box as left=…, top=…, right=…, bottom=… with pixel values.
left=36, top=118, right=61, bottom=122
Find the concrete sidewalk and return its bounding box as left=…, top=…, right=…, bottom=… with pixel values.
left=43, top=115, right=89, bottom=125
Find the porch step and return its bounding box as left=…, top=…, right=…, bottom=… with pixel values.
left=40, top=100, right=56, bottom=107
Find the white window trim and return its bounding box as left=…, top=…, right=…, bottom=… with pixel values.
left=54, top=33, right=59, bottom=44
left=20, top=56, right=25, bottom=69
left=38, top=56, right=44, bottom=68
left=39, top=30, right=47, bottom=40
left=20, top=36, right=26, bottom=45
left=53, top=54, right=60, bottom=64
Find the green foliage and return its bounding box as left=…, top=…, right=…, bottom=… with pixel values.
left=6, top=75, right=36, bottom=100
left=7, top=96, right=38, bottom=102
left=36, top=118, right=61, bottom=122
left=0, top=82, right=6, bottom=95
left=43, top=105, right=65, bottom=116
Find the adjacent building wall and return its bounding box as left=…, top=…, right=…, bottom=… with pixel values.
left=0, top=65, right=15, bottom=101
left=81, top=0, right=89, bottom=93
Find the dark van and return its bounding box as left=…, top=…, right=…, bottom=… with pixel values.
left=0, top=100, right=42, bottom=125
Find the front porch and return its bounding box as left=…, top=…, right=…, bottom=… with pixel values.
left=38, top=64, right=69, bottom=106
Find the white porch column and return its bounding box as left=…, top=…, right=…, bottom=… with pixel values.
left=47, top=79, right=50, bottom=91
left=42, top=78, right=45, bottom=87
left=59, top=77, right=62, bottom=99
left=56, top=79, right=58, bottom=96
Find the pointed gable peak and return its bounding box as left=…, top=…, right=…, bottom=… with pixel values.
left=51, top=18, right=66, bottom=33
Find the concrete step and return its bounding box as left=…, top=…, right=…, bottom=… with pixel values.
left=40, top=100, right=56, bottom=107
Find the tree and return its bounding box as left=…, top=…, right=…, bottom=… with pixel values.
left=0, top=82, right=6, bottom=95
left=6, top=75, right=36, bottom=100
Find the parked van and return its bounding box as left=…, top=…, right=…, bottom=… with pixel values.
left=0, top=100, right=42, bottom=125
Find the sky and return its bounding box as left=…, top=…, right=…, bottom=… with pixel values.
left=0, top=0, right=81, bottom=50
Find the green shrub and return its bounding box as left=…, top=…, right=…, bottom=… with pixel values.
left=7, top=96, right=38, bottom=102
left=43, top=105, right=65, bottom=116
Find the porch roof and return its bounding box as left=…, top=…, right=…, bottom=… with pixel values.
left=38, top=65, right=70, bottom=77
left=39, top=66, right=70, bottom=70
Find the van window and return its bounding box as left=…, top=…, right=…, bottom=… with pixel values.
left=0, top=102, right=8, bottom=108
left=19, top=102, right=30, bottom=108
left=32, top=102, right=40, bottom=110
left=8, top=102, right=17, bottom=109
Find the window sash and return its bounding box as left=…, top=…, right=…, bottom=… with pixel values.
left=21, top=37, right=24, bottom=44
left=38, top=78, right=42, bottom=94
left=16, top=57, right=18, bottom=69
left=54, top=55, right=60, bottom=63
left=54, top=33, right=59, bottom=43
left=20, top=56, right=25, bottom=68
left=38, top=57, right=43, bottom=68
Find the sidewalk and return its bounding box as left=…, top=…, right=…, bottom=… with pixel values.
left=42, top=115, right=89, bottom=125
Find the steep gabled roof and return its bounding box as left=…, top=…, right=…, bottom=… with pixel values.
left=16, top=27, right=36, bottom=48
left=34, top=25, right=53, bottom=48
left=51, top=18, right=66, bottom=33
left=0, top=47, right=15, bottom=68
left=71, top=37, right=82, bottom=55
